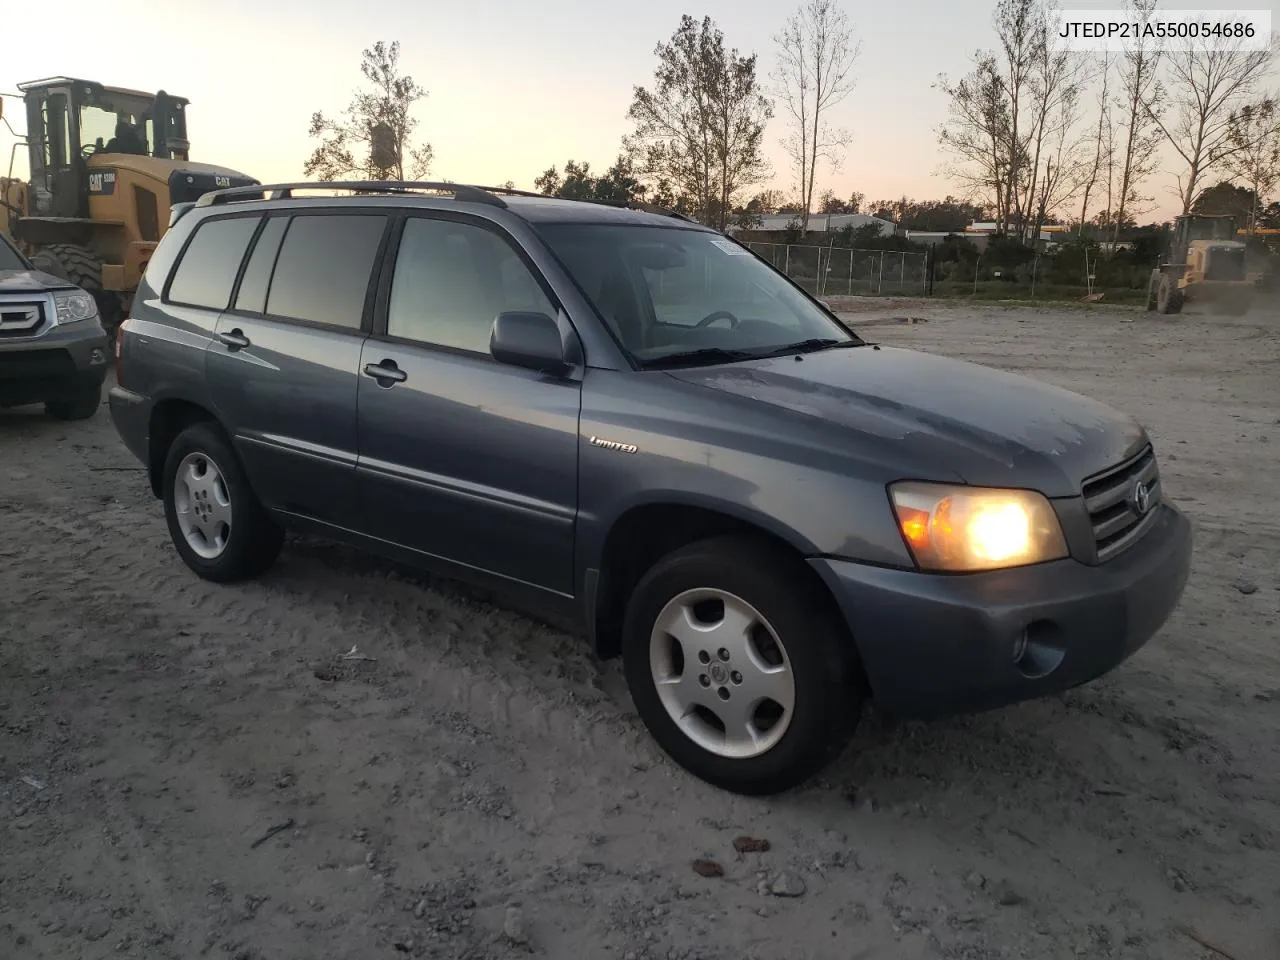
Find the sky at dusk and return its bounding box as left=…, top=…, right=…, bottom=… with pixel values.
left=3, top=0, right=1278, bottom=221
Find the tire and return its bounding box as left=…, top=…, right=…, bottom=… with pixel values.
left=32, top=242, right=125, bottom=336
left=621, top=535, right=862, bottom=795
left=45, top=382, right=102, bottom=421
left=162, top=422, right=283, bottom=582
left=29, top=250, right=70, bottom=281
left=1145, top=270, right=1159, bottom=311
left=1156, top=274, right=1183, bottom=315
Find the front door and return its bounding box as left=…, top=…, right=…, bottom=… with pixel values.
left=355, top=213, right=582, bottom=595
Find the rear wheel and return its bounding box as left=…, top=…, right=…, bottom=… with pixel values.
left=621, top=536, right=861, bottom=795
left=31, top=243, right=125, bottom=335
left=45, top=381, right=102, bottom=421
left=162, top=423, right=283, bottom=582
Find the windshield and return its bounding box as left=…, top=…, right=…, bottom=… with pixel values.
left=0, top=237, right=26, bottom=272
left=1189, top=218, right=1237, bottom=242
left=81, top=102, right=152, bottom=157
left=535, top=223, right=858, bottom=365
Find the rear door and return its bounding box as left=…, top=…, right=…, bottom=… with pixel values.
left=355, top=212, right=582, bottom=595
left=202, top=209, right=390, bottom=528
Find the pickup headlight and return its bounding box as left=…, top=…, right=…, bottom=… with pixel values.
left=889, top=482, right=1068, bottom=572
left=53, top=291, right=99, bottom=325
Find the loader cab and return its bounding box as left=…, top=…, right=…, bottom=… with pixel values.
left=1170, top=214, right=1239, bottom=261
left=18, top=77, right=191, bottom=221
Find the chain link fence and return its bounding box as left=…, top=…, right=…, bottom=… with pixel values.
left=744, top=242, right=929, bottom=297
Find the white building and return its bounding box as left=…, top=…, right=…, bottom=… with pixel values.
left=731, top=213, right=897, bottom=237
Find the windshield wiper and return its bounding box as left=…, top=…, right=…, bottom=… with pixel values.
left=758, top=338, right=861, bottom=358
left=639, top=347, right=765, bottom=369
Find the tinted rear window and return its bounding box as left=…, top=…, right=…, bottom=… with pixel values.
left=166, top=216, right=261, bottom=309
left=234, top=215, right=287, bottom=314
left=265, top=214, right=387, bottom=329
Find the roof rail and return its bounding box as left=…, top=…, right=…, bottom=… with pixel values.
left=194, top=180, right=510, bottom=209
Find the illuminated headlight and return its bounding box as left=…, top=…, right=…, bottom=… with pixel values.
left=889, top=482, right=1068, bottom=572
left=53, top=291, right=99, bottom=325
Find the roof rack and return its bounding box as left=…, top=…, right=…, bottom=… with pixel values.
left=194, top=180, right=512, bottom=209
left=193, top=180, right=701, bottom=224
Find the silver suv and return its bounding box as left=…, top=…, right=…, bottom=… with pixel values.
left=0, top=232, right=110, bottom=420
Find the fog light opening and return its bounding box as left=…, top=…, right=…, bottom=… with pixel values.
left=1012, top=629, right=1029, bottom=664
left=1013, top=619, right=1066, bottom=680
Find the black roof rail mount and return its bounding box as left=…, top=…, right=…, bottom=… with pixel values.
left=194, top=180, right=511, bottom=209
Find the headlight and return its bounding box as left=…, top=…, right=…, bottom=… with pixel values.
left=53, top=291, right=98, bottom=325
left=889, top=482, right=1068, bottom=572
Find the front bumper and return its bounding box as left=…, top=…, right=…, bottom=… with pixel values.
left=811, top=503, right=1193, bottom=718
left=0, top=322, right=110, bottom=406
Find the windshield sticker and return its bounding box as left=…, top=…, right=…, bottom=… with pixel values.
left=710, top=239, right=750, bottom=255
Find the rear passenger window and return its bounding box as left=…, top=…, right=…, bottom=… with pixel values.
left=265, top=214, right=386, bottom=329
left=166, top=216, right=260, bottom=310
left=234, top=216, right=287, bottom=314
left=387, top=217, right=555, bottom=353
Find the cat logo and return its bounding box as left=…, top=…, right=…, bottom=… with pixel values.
left=214, top=175, right=232, bottom=188
left=87, top=170, right=117, bottom=195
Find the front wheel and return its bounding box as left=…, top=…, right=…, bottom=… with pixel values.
left=162, top=422, right=283, bottom=582
left=45, top=382, right=101, bottom=421
left=622, top=536, right=861, bottom=795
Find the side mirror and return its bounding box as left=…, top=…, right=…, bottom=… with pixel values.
left=490, top=311, right=572, bottom=375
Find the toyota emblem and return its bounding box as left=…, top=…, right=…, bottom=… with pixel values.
left=1130, top=479, right=1153, bottom=516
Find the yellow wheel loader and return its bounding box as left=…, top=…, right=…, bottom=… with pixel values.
left=1145, top=214, right=1257, bottom=317
left=1, top=77, right=258, bottom=333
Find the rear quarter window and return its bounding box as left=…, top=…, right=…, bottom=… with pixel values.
left=165, top=215, right=261, bottom=310
left=264, top=214, right=387, bottom=329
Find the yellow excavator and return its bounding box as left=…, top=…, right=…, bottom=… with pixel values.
left=1, top=77, right=258, bottom=332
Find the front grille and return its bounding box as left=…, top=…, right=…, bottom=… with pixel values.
left=0, top=300, right=47, bottom=339
left=0, top=348, right=75, bottom=380
left=1082, top=445, right=1161, bottom=562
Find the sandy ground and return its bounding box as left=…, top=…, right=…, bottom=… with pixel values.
left=2, top=300, right=1278, bottom=960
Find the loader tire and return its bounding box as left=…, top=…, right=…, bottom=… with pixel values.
left=33, top=243, right=125, bottom=336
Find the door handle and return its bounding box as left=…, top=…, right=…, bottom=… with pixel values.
left=363, top=360, right=407, bottom=385
left=218, top=328, right=251, bottom=350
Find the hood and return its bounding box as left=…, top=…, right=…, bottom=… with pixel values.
left=0, top=268, right=75, bottom=293
left=89, top=154, right=254, bottom=182
left=665, top=345, right=1148, bottom=498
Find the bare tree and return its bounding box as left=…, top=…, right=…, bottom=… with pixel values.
left=1223, top=95, right=1280, bottom=233
left=1110, top=0, right=1164, bottom=238
left=304, top=41, right=433, bottom=181
left=626, top=15, right=773, bottom=229
left=939, top=0, right=1056, bottom=236
left=1078, top=51, right=1114, bottom=231
left=772, top=0, right=859, bottom=231
left=991, top=0, right=1043, bottom=234
left=1030, top=76, right=1088, bottom=238
left=1149, top=35, right=1275, bottom=213
left=937, top=55, right=1014, bottom=227
left=1019, top=3, right=1087, bottom=242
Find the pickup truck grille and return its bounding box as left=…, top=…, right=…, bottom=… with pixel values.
left=0, top=300, right=47, bottom=339
left=1082, top=445, right=1161, bottom=562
